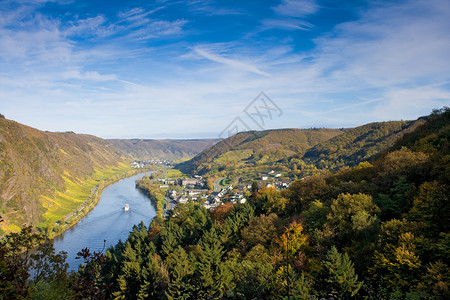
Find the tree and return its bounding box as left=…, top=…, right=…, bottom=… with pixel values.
left=0, top=226, right=71, bottom=299
left=322, top=246, right=363, bottom=299
left=327, top=193, right=379, bottom=242
left=278, top=221, right=309, bottom=298
left=370, top=232, right=422, bottom=294
left=241, top=213, right=281, bottom=251
left=226, top=245, right=275, bottom=298
left=165, top=246, right=196, bottom=299
left=72, top=247, right=110, bottom=300
left=302, top=200, right=329, bottom=232
left=196, top=226, right=233, bottom=298
left=408, top=181, right=450, bottom=236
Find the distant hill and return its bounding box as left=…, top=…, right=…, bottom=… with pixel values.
left=0, top=118, right=130, bottom=232
left=177, top=128, right=343, bottom=174
left=108, top=138, right=221, bottom=160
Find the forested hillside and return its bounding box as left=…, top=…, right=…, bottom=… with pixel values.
left=303, top=120, right=423, bottom=170
left=108, top=139, right=220, bottom=160
left=177, top=128, right=342, bottom=175
left=0, top=118, right=131, bottom=235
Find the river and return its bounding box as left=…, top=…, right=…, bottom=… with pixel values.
left=53, top=172, right=156, bottom=271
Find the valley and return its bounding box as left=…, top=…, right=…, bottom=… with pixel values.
left=1, top=108, right=449, bottom=299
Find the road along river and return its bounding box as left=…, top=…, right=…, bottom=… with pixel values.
left=53, top=172, right=156, bottom=271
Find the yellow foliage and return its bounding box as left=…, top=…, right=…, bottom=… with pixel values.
left=278, top=221, right=308, bottom=255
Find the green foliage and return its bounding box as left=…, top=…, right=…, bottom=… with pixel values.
left=304, top=120, right=420, bottom=170
left=0, top=226, right=72, bottom=299
left=302, top=200, right=329, bottom=232
left=328, top=193, right=380, bottom=241
left=322, top=246, right=363, bottom=298
left=371, top=232, right=422, bottom=293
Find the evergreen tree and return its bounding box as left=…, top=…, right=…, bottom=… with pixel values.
left=323, top=246, right=363, bottom=299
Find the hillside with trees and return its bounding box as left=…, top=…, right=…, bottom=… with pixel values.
left=177, top=128, right=342, bottom=175
left=108, top=139, right=220, bottom=160
left=0, top=117, right=132, bottom=236
left=303, top=120, right=423, bottom=170
left=1, top=108, right=448, bottom=299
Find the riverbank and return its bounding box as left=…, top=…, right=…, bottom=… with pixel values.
left=135, top=175, right=166, bottom=222
left=38, top=163, right=162, bottom=238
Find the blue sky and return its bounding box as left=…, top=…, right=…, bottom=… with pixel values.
left=0, top=0, right=449, bottom=139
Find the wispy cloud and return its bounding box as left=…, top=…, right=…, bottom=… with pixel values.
left=273, top=0, right=319, bottom=18
left=192, top=47, right=270, bottom=77
left=132, top=19, right=187, bottom=40
left=261, top=18, right=315, bottom=31
left=261, top=0, right=318, bottom=31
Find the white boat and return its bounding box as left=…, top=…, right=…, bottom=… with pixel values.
left=124, top=204, right=130, bottom=211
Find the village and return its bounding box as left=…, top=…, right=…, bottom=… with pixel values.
left=130, top=159, right=172, bottom=169
left=151, top=170, right=293, bottom=216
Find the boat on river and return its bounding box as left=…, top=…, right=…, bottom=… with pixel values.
left=124, top=204, right=130, bottom=211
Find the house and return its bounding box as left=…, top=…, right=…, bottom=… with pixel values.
left=261, top=175, right=268, bottom=181
left=274, top=173, right=282, bottom=178
left=181, top=178, right=198, bottom=186
left=178, top=196, right=188, bottom=204
left=268, top=170, right=274, bottom=174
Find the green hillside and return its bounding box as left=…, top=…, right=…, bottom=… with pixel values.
left=0, top=118, right=132, bottom=235
left=177, top=128, right=343, bottom=175
left=108, top=138, right=220, bottom=160
left=302, top=120, right=423, bottom=170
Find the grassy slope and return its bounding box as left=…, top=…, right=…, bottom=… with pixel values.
left=0, top=118, right=132, bottom=235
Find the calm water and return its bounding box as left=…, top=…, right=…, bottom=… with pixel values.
left=53, top=172, right=156, bottom=271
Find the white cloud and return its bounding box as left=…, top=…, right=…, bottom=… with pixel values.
left=261, top=18, right=314, bottom=31
left=133, top=19, right=187, bottom=40
left=273, top=0, right=319, bottom=18
left=61, top=70, right=117, bottom=81
left=193, top=47, right=270, bottom=77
